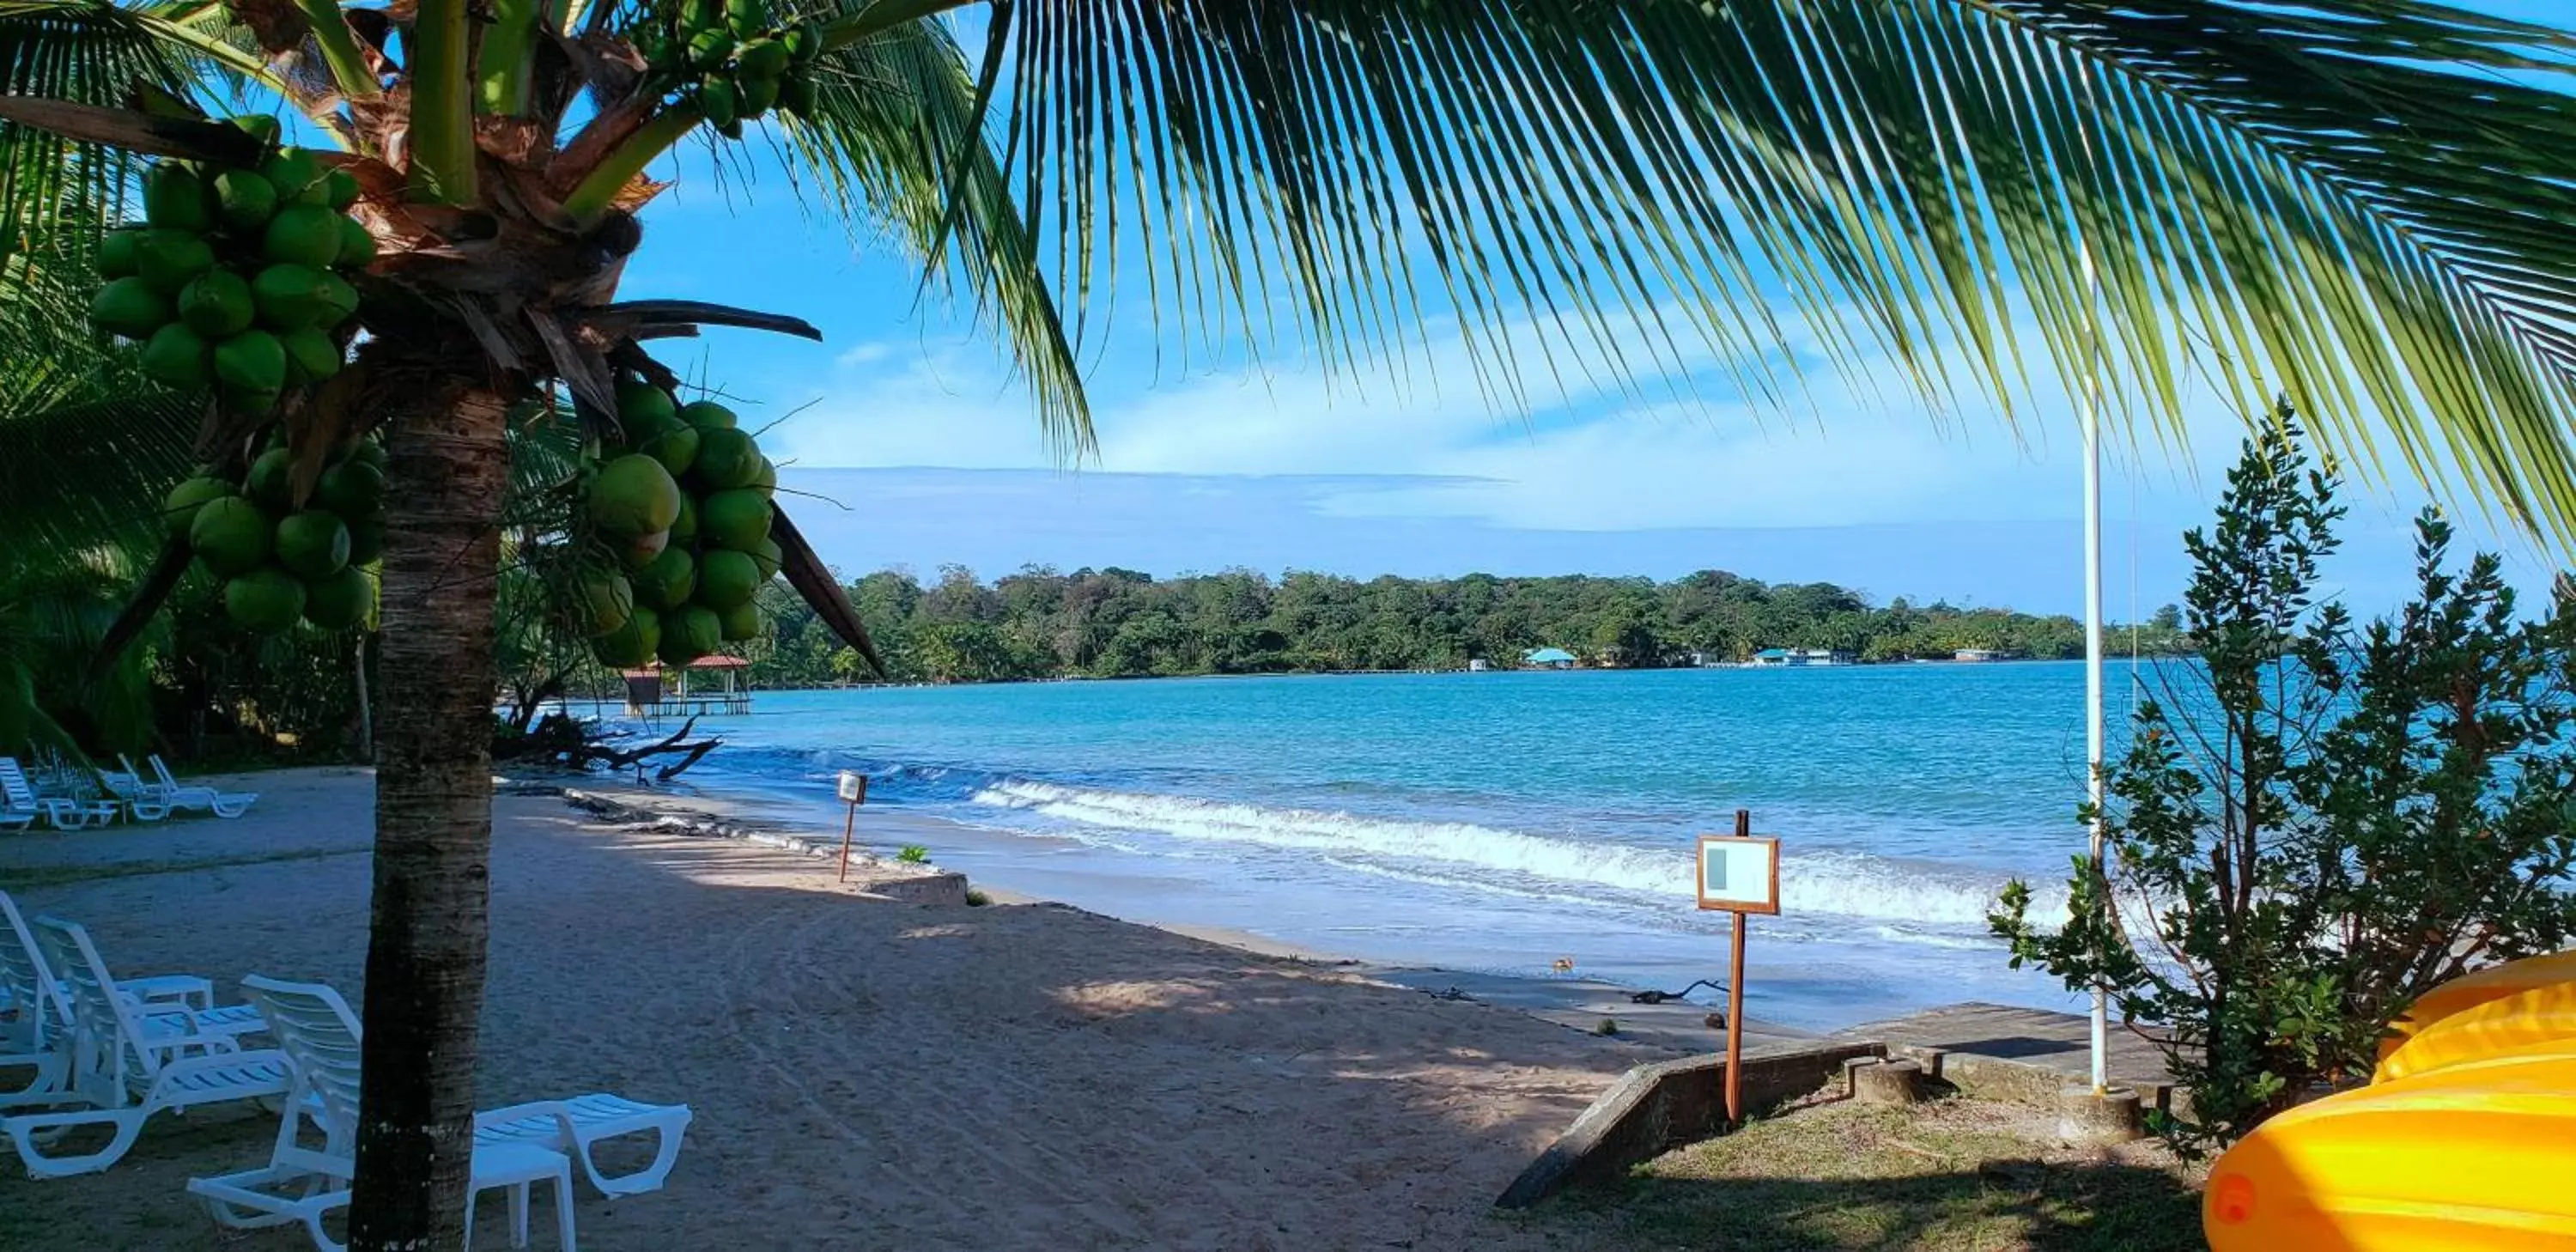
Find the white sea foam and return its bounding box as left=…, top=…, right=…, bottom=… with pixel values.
left=970, top=779, right=2067, bottom=928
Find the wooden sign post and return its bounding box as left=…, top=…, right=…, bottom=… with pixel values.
left=1697, top=808, right=1781, bottom=1126
left=835, top=771, right=869, bottom=883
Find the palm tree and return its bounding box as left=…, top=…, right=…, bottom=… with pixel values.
left=5, top=0, right=2576, bottom=1246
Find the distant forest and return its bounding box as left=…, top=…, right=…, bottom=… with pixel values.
left=741, top=566, right=2191, bottom=687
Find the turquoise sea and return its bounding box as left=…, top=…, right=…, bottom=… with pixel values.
left=667, top=663, right=2141, bottom=1030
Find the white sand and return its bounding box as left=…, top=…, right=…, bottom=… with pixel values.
left=0, top=768, right=1668, bottom=1250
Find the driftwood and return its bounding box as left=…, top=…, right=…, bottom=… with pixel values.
left=494, top=711, right=720, bottom=781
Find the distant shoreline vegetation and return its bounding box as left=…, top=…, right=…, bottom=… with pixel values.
left=735, top=567, right=2193, bottom=688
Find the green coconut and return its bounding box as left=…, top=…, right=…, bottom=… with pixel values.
left=274, top=510, right=351, bottom=578
left=782, top=26, right=816, bottom=62
left=778, top=74, right=817, bottom=119
left=737, top=36, right=788, bottom=76
left=280, top=327, right=342, bottom=384
left=592, top=604, right=661, bottom=668
left=245, top=447, right=298, bottom=511
left=224, top=568, right=307, bottom=634
left=221, top=385, right=282, bottom=416
left=699, top=489, right=772, bottom=551
left=259, top=149, right=329, bottom=207
left=316, top=459, right=383, bottom=519
left=617, top=380, right=677, bottom=428
left=694, top=549, right=761, bottom=611
left=678, top=399, right=736, bottom=429
left=620, top=528, right=671, bottom=571
left=134, top=229, right=217, bottom=295
left=214, top=330, right=288, bottom=395
left=586, top=454, right=683, bottom=538
left=143, top=165, right=212, bottom=233
left=699, top=76, right=739, bottom=128
left=229, top=114, right=283, bottom=148
left=139, top=323, right=211, bottom=389
left=738, top=73, right=781, bottom=118
left=323, top=167, right=361, bottom=210
left=315, top=271, right=360, bottom=327
left=690, top=427, right=761, bottom=490
left=668, top=494, right=700, bottom=548
left=212, top=169, right=278, bottom=233
left=688, top=29, right=735, bottom=70
left=251, top=263, right=332, bottom=330
left=632, top=546, right=697, bottom=611
left=301, top=565, right=373, bottom=629
left=89, top=277, right=171, bottom=340
left=641, top=423, right=700, bottom=478
left=98, top=228, right=143, bottom=278
left=724, top=0, right=762, bottom=37
left=574, top=567, right=635, bottom=637
left=716, top=599, right=762, bottom=642
left=160, top=476, right=235, bottom=538
left=263, top=205, right=343, bottom=268
left=750, top=456, right=776, bottom=497
left=177, top=270, right=256, bottom=338
left=345, top=520, right=384, bottom=566
left=336, top=216, right=376, bottom=269
left=188, top=496, right=272, bottom=575
left=349, top=440, right=387, bottom=471
left=750, top=536, right=783, bottom=581
left=659, top=605, right=721, bottom=666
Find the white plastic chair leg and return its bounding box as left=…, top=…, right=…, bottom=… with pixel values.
left=550, top=1164, right=577, bottom=1252
left=511, top=1181, right=530, bottom=1248
left=3, top=1107, right=146, bottom=1177
left=580, top=1121, right=688, bottom=1197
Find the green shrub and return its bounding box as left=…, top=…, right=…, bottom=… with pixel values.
left=1991, top=410, right=2576, bottom=1156
left=896, top=843, right=930, bottom=864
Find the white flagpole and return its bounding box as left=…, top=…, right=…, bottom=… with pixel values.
left=2082, top=316, right=2108, bottom=1093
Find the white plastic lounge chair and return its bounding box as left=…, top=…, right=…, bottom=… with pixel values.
left=1, top=918, right=289, bottom=1177
left=191, top=977, right=581, bottom=1251
left=0, top=759, right=118, bottom=830
left=95, top=769, right=170, bottom=823
left=0, top=889, right=261, bottom=1073
left=477, top=1091, right=693, bottom=1199
left=138, top=754, right=258, bottom=819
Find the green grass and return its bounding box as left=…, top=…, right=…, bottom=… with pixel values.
left=1525, top=1096, right=2206, bottom=1252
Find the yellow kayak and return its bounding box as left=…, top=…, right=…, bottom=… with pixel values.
left=2205, top=1060, right=2576, bottom=1251
left=2379, top=951, right=2576, bottom=1068
left=2375, top=978, right=2576, bottom=1084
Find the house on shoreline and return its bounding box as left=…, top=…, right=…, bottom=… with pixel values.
left=1524, top=647, right=1577, bottom=670
left=1749, top=647, right=1854, bottom=667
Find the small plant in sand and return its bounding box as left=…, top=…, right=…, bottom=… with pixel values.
left=964, top=888, right=991, bottom=907
left=896, top=843, right=931, bottom=865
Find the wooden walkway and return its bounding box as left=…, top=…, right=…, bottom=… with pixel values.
left=1838, top=1001, right=2180, bottom=1088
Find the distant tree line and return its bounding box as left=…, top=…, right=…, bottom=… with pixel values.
left=735, top=566, right=2191, bottom=687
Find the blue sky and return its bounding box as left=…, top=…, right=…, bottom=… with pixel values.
left=616, top=7, right=2567, bottom=619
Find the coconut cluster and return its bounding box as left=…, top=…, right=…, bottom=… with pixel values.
left=89, top=117, right=368, bottom=414
left=162, top=439, right=385, bottom=634
left=578, top=378, right=781, bottom=668
left=635, top=0, right=823, bottom=137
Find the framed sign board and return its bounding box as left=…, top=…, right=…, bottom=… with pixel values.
left=1696, top=835, right=1780, bottom=915
left=838, top=771, right=868, bottom=804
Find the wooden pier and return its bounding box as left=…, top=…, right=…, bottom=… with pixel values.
left=619, top=655, right=754, bottom=719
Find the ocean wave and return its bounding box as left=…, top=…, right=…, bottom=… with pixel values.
left=969, top=779, right=2064, bottom=928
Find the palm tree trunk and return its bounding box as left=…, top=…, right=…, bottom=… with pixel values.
left=349, top=377, right=510, bottom=1251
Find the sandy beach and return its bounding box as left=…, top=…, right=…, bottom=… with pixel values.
left=0, top=766, right=1685, bottom=1250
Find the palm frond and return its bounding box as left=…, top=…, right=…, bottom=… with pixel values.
left=773, top=9, right=1091, bottom=456
left=959, top=0, right=2576, bottom=544
left=0, top=0, right=236, bottom=264
left=0, top=209, right=199, bottom=552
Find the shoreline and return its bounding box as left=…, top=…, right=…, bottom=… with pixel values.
left=544, top=767, right=1812, bottom=1052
